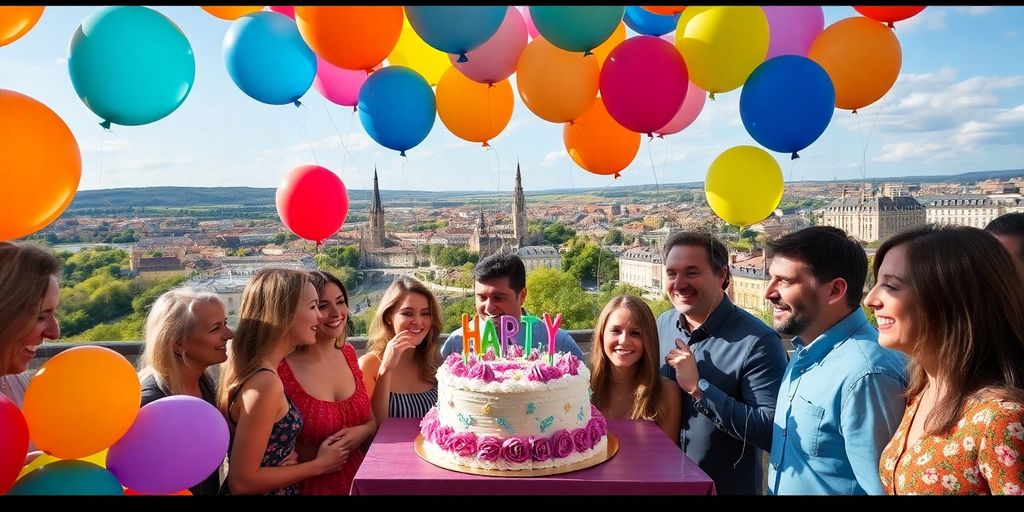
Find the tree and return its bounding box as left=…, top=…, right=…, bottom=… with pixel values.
left=523, top=268, right=598, bottom=330
left=542, top=222, right=576, bottom=246
left=642, top=216, right=665, bottom=230
left=317, top=245, right=360, bottom=269
left=562, top=239, right=618, bottom=286
left=441, top=296, right=477, bottom=333
left=603, top=228, right=623, bottom=245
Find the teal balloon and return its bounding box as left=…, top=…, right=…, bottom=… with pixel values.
left=9, top=460, right=124, bottom=495
left=405, top=6, right=508, bottom=62
left=223, top=11, right=316, bottom=106
left=68, top=6, right=195, bottom=128
left=530, top=6, right=625, bottom=53
left=358, top=66, right=436, bottom=157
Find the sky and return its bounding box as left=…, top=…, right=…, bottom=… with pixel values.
left=2, top=6, right=1023, bottom=196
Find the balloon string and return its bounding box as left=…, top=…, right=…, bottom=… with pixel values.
left=318, top=93, right=365, bottom=191
left=863, top=93, right=888, bottom=184
left=646, top=137, right=661, bottom=196
left=299, top=103, right=320, bottom=166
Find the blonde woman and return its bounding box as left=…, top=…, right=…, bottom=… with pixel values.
left=358, top=276, right=442, bottom=423
left=217, top=268, right=347, bottom=495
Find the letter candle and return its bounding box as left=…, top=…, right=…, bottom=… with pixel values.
left=521, top=315, right=541, bottom=354
left=461, top=314, right=481, bottom=364
left=499, top=315, right=519, bottom=357
left=542, top=313, right=563, bottom=364
left=481, top=318, right=501, bottom=357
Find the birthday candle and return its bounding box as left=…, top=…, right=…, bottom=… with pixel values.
left=542, top=313, right=563, bottom=364
left=461, top=313, right=481, bottom=364
left=500, top=315, right=520, bottom=357
left=481, top=318, right=500, bottom=357
left=521, top=315, right=541, bottom=354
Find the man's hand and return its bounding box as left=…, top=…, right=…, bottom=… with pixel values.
left=665, top=338, right=699, bottom=395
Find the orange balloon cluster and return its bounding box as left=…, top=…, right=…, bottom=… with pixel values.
left=517, top=37, right=599, bottom=123
left=591, top=22, right=625, bottom=70
left=563, top=97, right=640, bottom=178
left=295, top=6, right=403, bottom=72
left=809, top=16, right=902, bottom=111
left=436, top=67, right=514, bottom=147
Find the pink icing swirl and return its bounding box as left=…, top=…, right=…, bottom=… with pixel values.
left=419, top=408, right=440, bottom=441
left=555, top=352, right=581, bottom=375
left=571, top=427, right=592, bottom=453
left=444, top=431, right=479, bottom=457
left=586, top=417, right=606, bottom=447
left=529, top=436, right=553, bottom=462
left=506, top=343, right=524, bottom=358
left=481, top=347, right=497, bottom=361
left=476, top=436, right=502, bottom=462
left=500, top=436, right=532, bottom=464
left=551, top=429, right=574, bottom=459
left=526, top=348, right=540, bottom=361
left=467, top=362, right=497, bottom=382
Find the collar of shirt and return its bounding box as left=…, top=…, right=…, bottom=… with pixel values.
left=675, top=295, right=736, bottom=344
left=790, top=308, right=870, bottom=366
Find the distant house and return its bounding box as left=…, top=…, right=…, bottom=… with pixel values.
left=132, top=256, right=186, bottom=278
left=515, top=246, right=561, bottom=273
left=618, top=247, right=663, bottom=297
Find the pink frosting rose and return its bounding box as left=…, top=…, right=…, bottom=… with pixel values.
left=501, top=436, right=532, bottom=464
left=482, top=347, right=497, bottom=361
left=555, top=353, right=581, bottom=375
left=506, top=343, right=524, bottom=358
left=433, top=425, right=454, bottom=447
left=477, top=436, right=503, bottom=463
left=526, top=348, right=540, bottom=361
left=529, top=436, right=553, bottom=462
left=572, top=428, right=592, bottom=453
left=444, top=431, right=479, bottom=457
left=419, top=410, right=440, bottom=441
left=468, top=362, right=497, bottom=382
left=586, top=417, right=606, bottom=446
left=551, top=429, right=575, bottom=458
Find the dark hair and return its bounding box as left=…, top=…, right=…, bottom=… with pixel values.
left=662, top=231, right=730, bottom=290
left=473, top=253, right=526, bottom=294
left=766, top=226, right=867, bottom=309
left=309, top=270, right=351, bottom=349
left=985, top=212, right=1024, bottom=237
left=873, top=225, right=1024, bottom=434
left=0, top=242, right=62, bottom=374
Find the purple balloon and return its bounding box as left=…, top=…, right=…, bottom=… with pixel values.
left=599, top=35, right=689, bottom=135
left=107, top=395, right=229, bottom=495
left=449, top=7, right=528, bottom=84
left=313, top=54, right=371, bottom=108
left=762, top=6, right=824, bottom=59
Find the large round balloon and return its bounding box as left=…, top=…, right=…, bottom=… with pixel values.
left=8, top=461, right=123, bottom=496
left=0, top=5, right=44, bottom=46
left=200, top=6, right=262, bottom=20
left=531, top=6, right=625, bottom=54
left=223, top=11, right=316, bottom=106
left=22, top=346, right=141, bottom=460
left=296, top=6, right=402, bottom=71
left=269, top=6, right=295, bottom=19
left=0, top=90, right=82, bottom=242
left=107, top=396, right=229, bottom=495
left=0, top=395, right=29, bottom=493
left=436, top=67, right=514, bottom=146
left=18, top=449, right=108, bottom=481
left=405, top=6, right=507, bottom=62
left=809, top=16, right=901, bottom=111
left=623, top=5, right=679, bottom=36
left=642, top=6, right=686, bottom=16
left=705, top=146, right=783, bottom=227
left=313, top=55, right=370, bottom=108
left=762, top=6, right=823, bottom=59
left=387, top=13, right=451, bottom=87
left=655, top=80, right=706, bottom=137
left=449, top=6, right=528, bottom=85
left=563, top=97, right=641, bottom=177
left=740, top=56, right=835, bottom=159
left=521, top=6, right=539, bottom=39
left=600, top=35, right=688, bottom=135
left=358, top=66, right=436, bottom=156
left=675, top=6, right=769, bottom=96
left=275, top=165, right=350, bottom=245
left=516, top=37, right=599, bottom=123
left=854, top=6, right=926, bottom=28
left=68, top=6, right=195, bottom=127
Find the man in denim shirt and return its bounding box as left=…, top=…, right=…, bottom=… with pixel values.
left=659, top=232, right=788, bottom=495
left=763, top=227, right=908, bottom=495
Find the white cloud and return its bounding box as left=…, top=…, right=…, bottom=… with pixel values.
left=873, top=141, right=954, bottom=162
left=541, top=149, right=568, bottom=166
left=80, top=137, right=131, bottom=153
left=896, top=8, right=947, bottom=32
left=957, top=6, right=997, bottom=16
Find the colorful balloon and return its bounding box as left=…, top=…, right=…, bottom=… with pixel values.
left=268, top=5, right=294, bottom=19
left=563, top=97, right=641, bottom=177
left=8, top=461, right=123, bottom=496
left=275, top=165, right=350, bottom=245
left=600, top=35, right=689, bottom=135
left=654, top=80, right=706, bottom=137
left=388, top=13, right=451, bottom=86
left=809, top=17, right=902, bottom=111
left=436, top=67, right=514, bottom=146
left=623, top=5, right=679, bottom=36
left=0, top=5, right=44, bottom=46
left=590, top=22, right=625, bottom=71
left=68, top=6, right=195, bottom=127
left=223, top=11, right=315, bottom=106
left=854, top=6, right=927, bottom=28
left=449, top=6, right=528, bottom=85
left=520, top=6, right=539, bottom=39
left=642, top=6, right=686, bottom=16
left=530, top=6, right=625, bottom=54
left=675, top=6, right=769, bottom=96
left=405, top=6, right=508, bottom=62
left=0, top=395, right=28, bottom=493
left=705, top=146, right=783, bottom=227
left=18, top=449, right=108, bottom=481
left=740, top=56, right=835, bottom=158
left=762, top=6, right=824, bottom=59
left=0, top=90, right=81, bottom=242
left=516, top=37, right=599, bottom=123
left=296, top=6, right=402, bottom=71
left=313, top=55, right=369, bottom=108
left=358, top=66, right=437, bottom=156
left=124, top=487, right=192, bottom=496
left=201, top=6, right=262, bottom=20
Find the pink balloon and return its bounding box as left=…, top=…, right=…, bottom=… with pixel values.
left=599, top=36, right=688, bottom=135
left=655, top=80, right=706, bottom=137
left=762, top=6, right=824, bottom=59
left=269, top=6, right=295, bottom=19
left=275, top=165, right=349, bottom=245
left=449, top=7, right=528, bottom=84
left=313, top=55, right=369, bottom=108
left=520, top=6, right=539, bottom=40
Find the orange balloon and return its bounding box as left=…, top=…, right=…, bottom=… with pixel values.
left=563, top=97, right=641, bottom=177
left=0, top=90, right=81, bottom=242
left=809, top=17, right=901, bottom=111
left=591, top=22, right=625, bottom=71
left=436, top=67, right=514, bottom=146
left=296, top=6, right=403, bottom=71
left=0, top=5, right=44, bottom=46
left=23, top=346, right=141, bottom=460
left=200, top=6, right=264, bottom=21
left=517, top=37, right=599, bottom=123
left=642, top=6, right=686, bottom=16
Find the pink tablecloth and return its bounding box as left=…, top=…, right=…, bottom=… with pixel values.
left=350, top=418, right=716, bottom=495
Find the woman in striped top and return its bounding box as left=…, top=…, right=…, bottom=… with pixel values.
left=358, top=276, right=442, bottom=423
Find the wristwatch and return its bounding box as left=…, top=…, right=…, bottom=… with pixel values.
left=690, top=378, right=709, bottom=402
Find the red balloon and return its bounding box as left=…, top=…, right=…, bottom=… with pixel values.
left=0, top=395, right=30, bottom=493
left=853, top=6, right=926, bottom=28
left=275, top=165, right=349, bottom=245
left=599, top=35, right=689, bottom=135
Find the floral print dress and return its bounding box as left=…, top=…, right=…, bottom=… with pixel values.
left=879, top=393, right=1024, bottom=495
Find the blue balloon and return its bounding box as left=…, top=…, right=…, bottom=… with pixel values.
left=358, top=66, right=436, bottom=157
left=223, top=12, right=316, bottom=106
left=623, top=6, right=680, bottom=36
left=740, top=55, right=836, bottom=159
left=68, top=6, right=195, bottom=128
left=531, top=6, right=625, bottom=54
left=9, top=460, right=123, bottom=495
left=405, top=6, right=508, bottom=62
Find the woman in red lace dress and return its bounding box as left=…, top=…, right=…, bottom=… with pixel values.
left=280, top=271, right=376, bottom=495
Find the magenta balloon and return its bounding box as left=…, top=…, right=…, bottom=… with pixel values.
left=763, top=6, right=824, bottom=59
left=269, top=6, right=295, bottom=19
left=449, top=7, right=528, bottom=84
left=520, top=6, right=539, bottom=40
left=599, top=35, right=688, bottom=135
left=313, top=54, right=369, bottom=107
left=655, top=80, right=706, bottom=137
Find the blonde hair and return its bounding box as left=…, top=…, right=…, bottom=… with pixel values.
left=367, top=276, right=442, bottom=384
left=138, top=287, right=227, bottom=396
left=590, top=295, right=665, bottom=422
left=217, top=268, right=311, bottom=416
left=0, top=242, right=61, bottom=374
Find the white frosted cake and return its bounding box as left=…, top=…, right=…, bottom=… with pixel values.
left=419, top=347, right=608, bottom=471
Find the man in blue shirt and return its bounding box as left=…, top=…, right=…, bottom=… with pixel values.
left=763, top=226, right=907, bottom=495
left=659, top=231, right=788, bottom=495
left=440, top=253, right=585, bottom=360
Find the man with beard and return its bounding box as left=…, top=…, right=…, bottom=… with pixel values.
left=658, top=231, right=787, bottom=495
left=763, top=226, right=907, bottom=495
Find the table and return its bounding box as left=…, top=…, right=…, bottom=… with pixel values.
left=350, top=418, right=716, bottom=495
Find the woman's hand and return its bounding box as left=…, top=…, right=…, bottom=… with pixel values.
left=379, top=329, right=420, bottom=375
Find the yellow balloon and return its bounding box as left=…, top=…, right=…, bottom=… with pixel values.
left=436, top=67, right=514, bottom=146
left=590, top=22, right=625, bottom=71
left=387, top=14, right=451, bottom=86
left=675, top=6, right=768, bottom=96
left=17, top=449, right=108, bottom=480
left=200, top=6, right=264, bottom=21
left=705, top=145, right=783, bottom=227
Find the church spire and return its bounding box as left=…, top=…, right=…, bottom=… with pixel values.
left=368, top=167, right=385, bottom=249
left=512, top=161, right=525, bottom=247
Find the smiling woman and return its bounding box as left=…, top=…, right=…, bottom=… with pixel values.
left=0, top=242, right=62, bottom=380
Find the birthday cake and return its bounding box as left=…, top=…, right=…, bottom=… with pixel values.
left=419, top=345, right=609, bottom=472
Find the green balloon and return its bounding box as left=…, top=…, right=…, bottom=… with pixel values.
left=9, top=460, right=124, bottom=495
